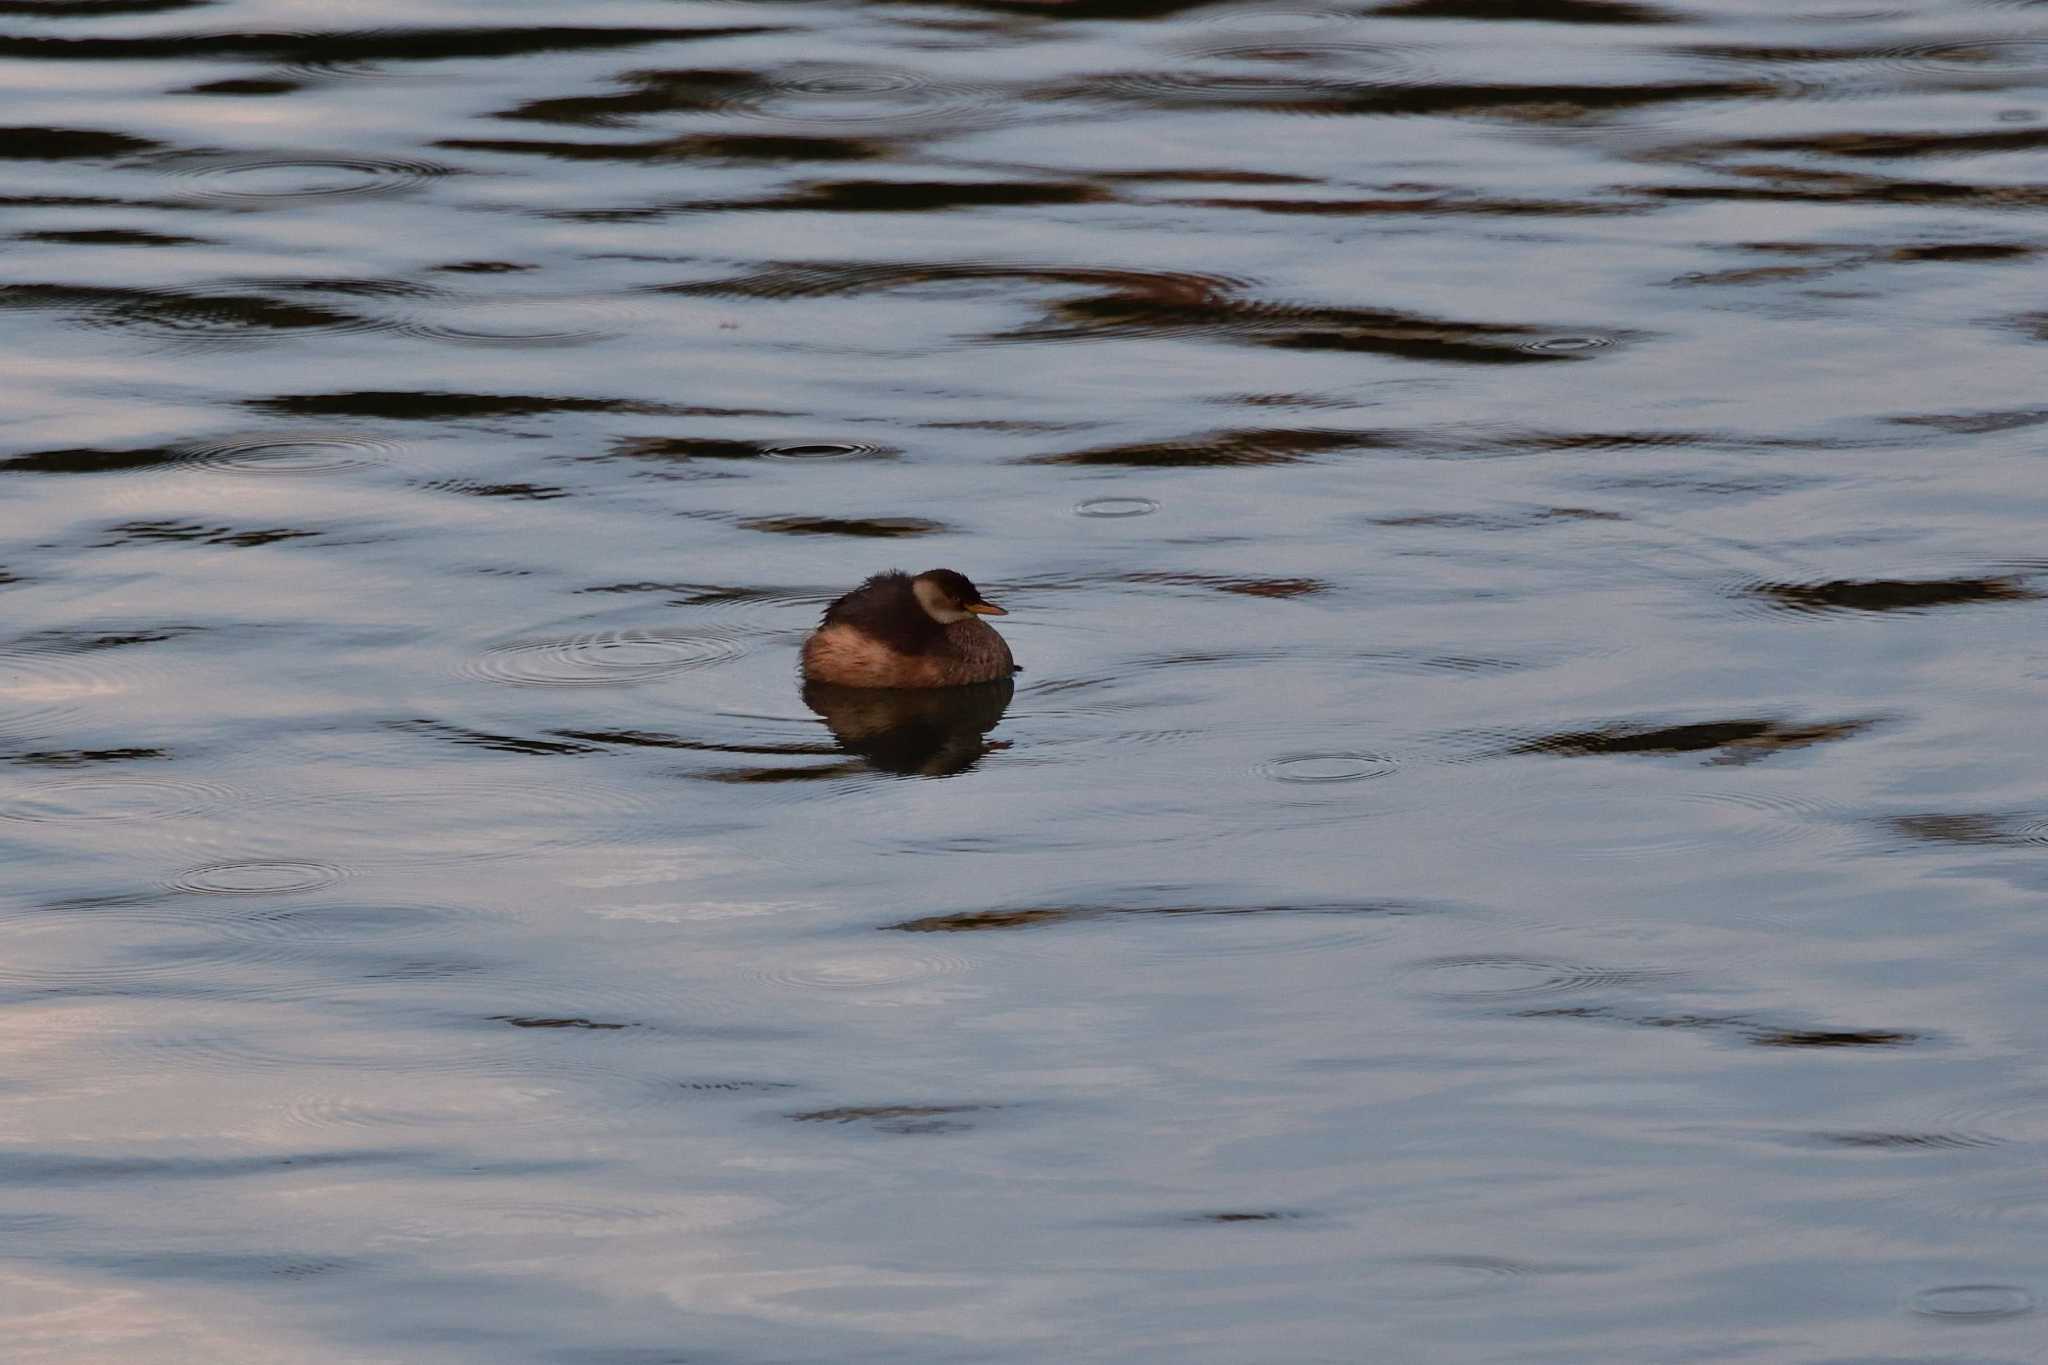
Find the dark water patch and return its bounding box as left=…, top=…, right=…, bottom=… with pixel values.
left=1127, top=573, right=1328, bottom=598
left=390, top=719, right=603, bottom=757
left=0, top=125, right=159, bottom=159
left=787, top=1104, right=994, bottom=1134
left=0, top=0, right=213, bottom=13
left=1787, top=1130, right=2001, bottom=1152
left=181, top=77, right=302, bottom=96
left=6, top=432, right=394, bottom=477
left=2, top=446, right=183, bottom=474
left=1709, top=128, right=2048, bottom=160
left=0, top=26, right=781, bottom=66
left=1375, top=0, right=1674, bottom=20
left=0, top=282, right=375, bottom=343
left=1743, top=575, right=2039, bottom=615
left=885, top=898, right=1430, bottom=935
left=738, top=515, right=947, bottom=538
left=1179, top=189, right=1641, bottom=217
left=1892, top=407, right=2048, bottom=435
left=1176, top=1209, right=1309, bottom=1223
left=15, top=227, right=208, bottom=246
left=441, top=132, right=890, bottom=165
left=1502, top=716, right=1878, bottom=765
left=499, top=62, right=992, bottom=140
left=1751, top=1029, right=1919, bottom=1050
left=1888, top=243, right=2034, bottom=264
left=81, top=1251, right=363, bottom=1283
left=1516, top=1006, right=1922, bottom=1051
left=94, top=520, right=325, bottom=548
left=697, top=760, right=866, bottom=784
left=1101, top=168, right=1318, bottom=186
left=1033, top=428, right=1385, bottom=466
left=751, top=178, right=1109, bottom=214
left=1644, top=169, right=2048, bottom=211
left=552, top=728, right=838, bottom=758
left=9, top=626, right=200, bottom=652
left=11, top=746, right=168, bottom=766
left=1374, top=504, right=1624, bottom=530
left=676, top=1079, right=801, bottom=1093
left=491, top=1015, right=633, bottom=1031
left=0, top=1148, right=418, bottom=1186
left=434, top=260, right=533, bottom=274
left=886, top=908, right=1096, bottom=932
left=1076, top=72, right=1774, bottom=125
left=247, top=390, right=672, bottom=421
left=656, top=258, right=1595, bottom=366
left=418, top=479, right=570, bottom=500
left=605, top=435, right=894, bottom=464
left=1880, top=812, right=2048, bottom=849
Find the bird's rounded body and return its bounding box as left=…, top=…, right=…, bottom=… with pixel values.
left=800, top=569, right=1015, bottom=689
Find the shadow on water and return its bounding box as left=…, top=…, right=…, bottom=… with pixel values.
left=802, top=677, right=1014, bottom=777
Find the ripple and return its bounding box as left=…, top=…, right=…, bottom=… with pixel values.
left=189, top=779, right=663, bottom=872
left=1099, top=40, right=1435, bottom=109
left=1908, top=1284, right=2034, bottom=1321
left=168, top=154, right=453, bottom=205
left=0, top=649, right=128, bottom=741
left=394, top=296, right=632, bottom=350
left=1258, top=752, right=1399, bottom=784
left=761, top=440, right=890, bottom=462
left=0, top=777, right=236, bottom=825
left=466, top=628, right=747, bottom=686
left=712, top=64, right=1000, bottom=138
left=180, top=430, right=398, bottom=475
left=165, top=859, right=346, bottom=895
left=1365, top=1254, right=1542, bottom=1301
left=753, top=945, right=972, bottom=994
left=1076, top=497, right=1159, bottom=518
left=1519, top=334, right=1613, bottom=354
left=1405, top=954, right=1679, bottom=1001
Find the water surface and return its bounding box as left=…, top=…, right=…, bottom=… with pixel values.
left=2, top=0, right=2046, bottom=1359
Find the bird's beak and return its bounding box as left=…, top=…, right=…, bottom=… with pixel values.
left=965, top=601, right=1006, bottom=616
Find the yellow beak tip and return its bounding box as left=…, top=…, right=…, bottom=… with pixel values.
left=967, top=603, right=1006, bottom=616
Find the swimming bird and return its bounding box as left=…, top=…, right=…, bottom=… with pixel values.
left=801, top=569, right=1015, bottom=688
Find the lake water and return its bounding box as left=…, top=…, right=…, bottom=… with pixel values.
left=2, top=0, right=2046, bottom=1359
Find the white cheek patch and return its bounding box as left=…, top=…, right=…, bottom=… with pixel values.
left=912, top=579, right=968, bottom=623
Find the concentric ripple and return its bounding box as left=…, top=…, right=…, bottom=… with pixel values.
left=0, top=776, right=237, bottom=825
left=1076, top=496, right=1160, bottom=518
left=466, top=628, right=747, bottom=686
left=0, top=649, right=130, bottom=741
left=1519, top=334, right=1614, bottom=354
left=716, top=65, right=1001, bottom=137
left=180, top=430, right=399, bottom=475
left=1907, top=1283, right=2034, bottom=1321
left=761, top=440, right=890, bottom=462
left=168, top=154, right=454, bottom=204
left=1258, top=752, right=1399, bottom=784
left=166, top=859, right=347, bottom=895
left=394, top=296, right=633, bottom=350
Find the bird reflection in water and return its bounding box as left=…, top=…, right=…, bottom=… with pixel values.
left=801, top=676, right=1014, bottom=777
